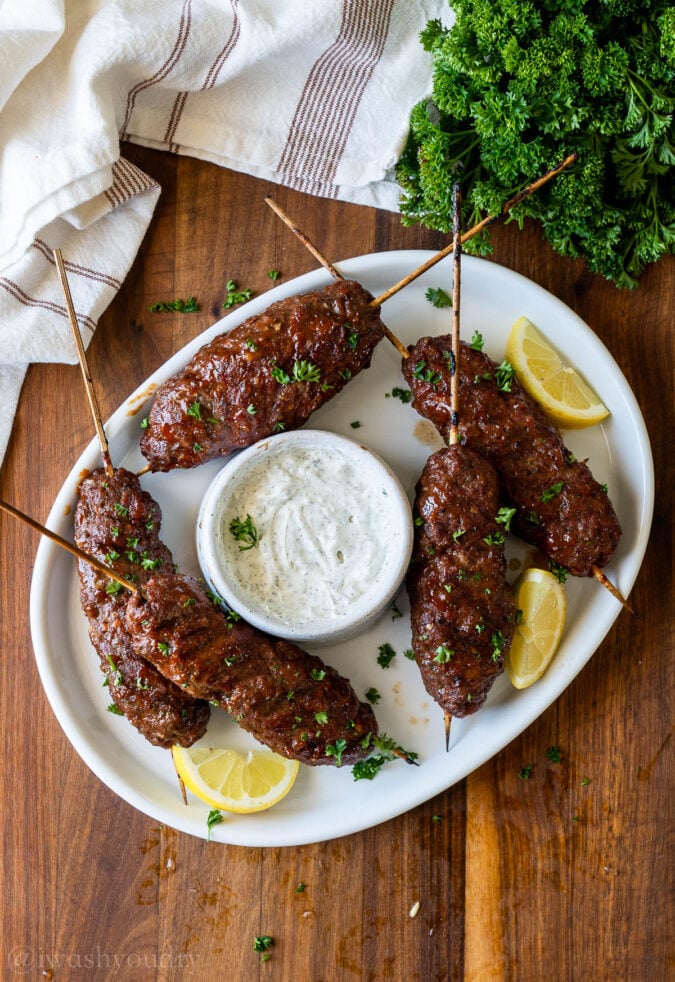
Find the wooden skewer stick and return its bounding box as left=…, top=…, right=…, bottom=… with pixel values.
left=264, top=197, right=410, bottom=360
left=392, top=746, right=420, bottom=767
left=592, top=565, right=635, bottom=615
left=448, top=184, right=462, bottom=450
left=444, top=183, right=464, bottom=751
left=265, top=196, right=343, bottom=281
left=53, top=249, right=114, bottom=478
left=369, top=152, right=578, bottom=308
left=0, top=498, right=138, bottom=593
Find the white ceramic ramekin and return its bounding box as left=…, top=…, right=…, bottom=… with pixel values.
left=196, top=429, right=413, bottom=645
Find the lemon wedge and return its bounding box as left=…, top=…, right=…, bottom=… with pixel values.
left=506, top=568, right=567, bottom=689
left=506, top=315, right=610, bottom=428
left=172, top=745, right=299, bottom=813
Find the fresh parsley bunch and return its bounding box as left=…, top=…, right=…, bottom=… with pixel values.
left=396, top=1, right=674, bottom=287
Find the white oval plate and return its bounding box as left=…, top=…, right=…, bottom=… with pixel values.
left=30, top=252, right=653, bottom=846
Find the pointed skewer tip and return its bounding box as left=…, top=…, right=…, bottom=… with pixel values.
left=592, top=565, right=635, bottom=616
left=444, top=713, right=452, bottom=752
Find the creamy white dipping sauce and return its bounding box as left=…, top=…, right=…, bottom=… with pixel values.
left=218, top=446, right=397, bottom=625
left=197, top=430, right=413, bottom=643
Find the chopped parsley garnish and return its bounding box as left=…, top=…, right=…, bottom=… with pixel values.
left=291, top=360, right=321, bottom=383
left=350, top=420, right=362, bottom=429
left=351, top=733, right=419, bottom=782
left=346, top=329, right=359, bottom=349
left=326, top=738, right=348, bottom=766
left=338, top=368, right=352, bottom=381
left=377, top=643, right=396, bottom=668
left=229, top=514, right=259, bottom=551
left=541, top=482, right=564, bottom=503
left=244, top=338, right=258, bottom=351
left=149, top=296, right=200, bottom=313
left=253, top=936, right=273, bottom=960
left=452, top=528, right=465, bottom=541
left=365, top=687, right=381, bottom=704
left=549, top=561, right=569, bottom=584
left=403, top=648, right=416, bottom=660
left=351, top=757, right=387, bottom=781
left=140, top=555, right=163, bottom=571
left=206, top=808, right=224, bottom=840
left=222, top=279, right=253, bottom=309
left=267, top=269, right=280, bottom=280
left=491, top=631, right=507, bottom=661
left=140, top=416, right=149, bottom=429
left=205, top=588, right=225, bottom=607
left=106, top=655, right=123, bottom=686
left=310, top=668, right=326, bottom=681
left=412, top=360, right=442, bottom=387
left=106, top=703, right=124, bottom=715
left=425, top=286, right=452, bottom=308
left=157, top=641, right=170, bottom=656
left=496, top=506, right=516, bottom=531
left=545, top=745, right=562, bottom=764
left=271, top=359, right=321, bottom=384
left=314, top=711, right=328, bottom=725
left=519, top=764, right=535, bottom=780
left=483, top=530, right=505, bottom=546
left=113, top=502, right=129, bottom=518
left=470, top=330, right=484, bottom=351
left=186, top=401, right=202, bottom=419
left=386, top=386, right=412, bottom=403
left=494, top=360, right=516, bottom=392
left=295, top=882, right=307, bottom=893
left=246, top=403, right=256, bottom=415
left=105, top=580, right=123, bottom=596
left=270, top=363, right=291, bottom=384
left=433, top=645, right=454, bottom=663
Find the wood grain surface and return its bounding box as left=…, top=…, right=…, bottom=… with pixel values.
left=0, top=144, right=672, bottom=982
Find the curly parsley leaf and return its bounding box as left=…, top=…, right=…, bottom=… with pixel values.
left=396, top=4, right=674, bottom=288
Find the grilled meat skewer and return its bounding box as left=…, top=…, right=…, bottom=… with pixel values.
left=141, top=279, right=385, bottom=472
left=74, top=467, right=211, bottom=747
left=125, top=571, right=378, bottom=766
left=403, top=338, right=622, bottom=578
left=407, top=445, right=517, bottom=717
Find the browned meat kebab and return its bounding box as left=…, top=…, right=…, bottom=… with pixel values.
left=140, top=279, right=385, bottom=471
left=403, top=338, right=622, bottom=578
left=74, top=468, right=210, bottom=747
left=407, top=446, right=517, bottom=717
left=125, top=571, right=378, bottom=766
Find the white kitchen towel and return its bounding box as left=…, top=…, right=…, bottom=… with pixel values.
left=0, top=0, right=449, bottom=468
